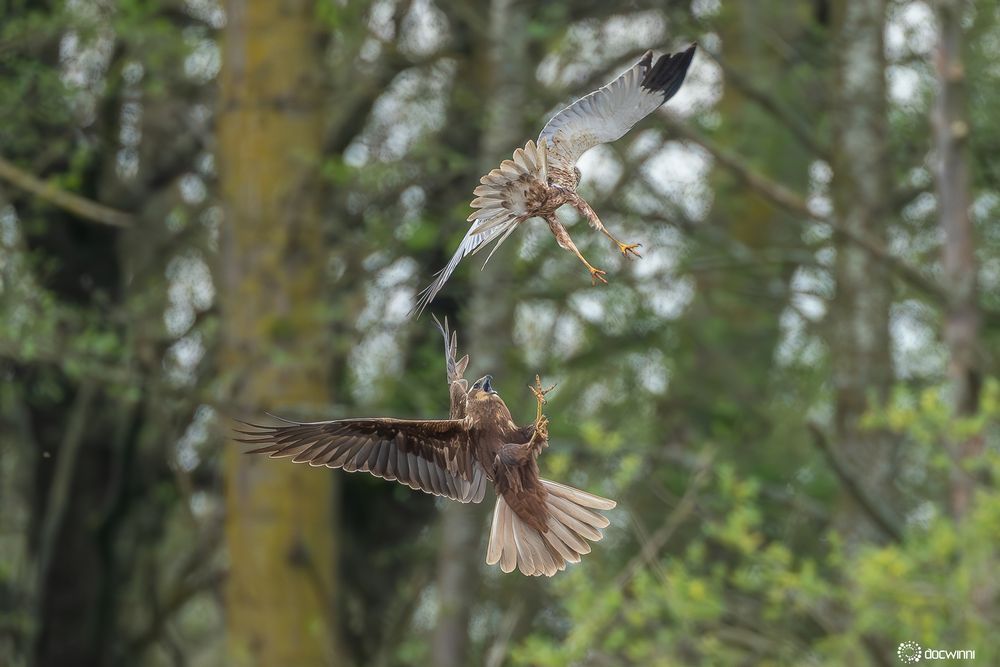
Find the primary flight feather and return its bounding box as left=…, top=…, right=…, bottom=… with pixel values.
left=235, top=318, right=616, bottom=577
left=412, top=44, right=697, bottom=316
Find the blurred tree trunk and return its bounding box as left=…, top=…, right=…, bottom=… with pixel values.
left=432, top=506, right=480, bottom=667
left=19, top=10, right=135, bottom=665
left=680, top=1, right=815, bottom=432
left=934, top=0, right=981, bottom=518
left=218, top=1, right=338, bottom=665
left=829, top=0, right=895, bottom=542
left=430, top=1, right=528, bottom=664
left=428, top=20, right=484, bottom=667
left=30, top=383, right=110, bottom=667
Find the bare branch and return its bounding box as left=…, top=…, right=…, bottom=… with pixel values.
left=127, top=568, right=224, bottom=658
left=616, top=453, right=713, bottom=587
left=661, top=113, right=820, bottom=219
left=806, top=422, right=903, bottom=543
left=484, top=601, right=525, bottom=667
left=659, top=115, right=962, bottom=309
left=0, top=156, right=133, bottom=228
left=700, top=45, right=830, bottom=160
left=30, top=382, right=99, bottom=652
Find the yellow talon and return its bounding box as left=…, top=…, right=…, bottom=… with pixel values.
left=617, top=242, right=642, bottom=259
left=529, top=374, right=557, bottom=422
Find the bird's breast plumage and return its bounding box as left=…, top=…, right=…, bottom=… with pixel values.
left=547, top=166, right=577, bottom=190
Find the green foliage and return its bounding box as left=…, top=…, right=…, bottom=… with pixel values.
left=513, top=382, right=1000, bottom=666
left=2, top=1, right=999, bottom=666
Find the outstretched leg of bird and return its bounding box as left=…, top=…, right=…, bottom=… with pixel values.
left=529, top=374, right=557, bottom=423
left=528, top=374, right=556, bottom=453
left=544, top=215, right=608, bottom=284
left=566, top=193, right=642, bottom=259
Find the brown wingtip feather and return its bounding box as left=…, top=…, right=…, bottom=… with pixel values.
left=232, top=428, right=280, bottom=453
left=431, top=313, right=446, bottom=338
left=232, top=430, right=273, bottom=441
left=244, top=444, right=283, bottom=455
left=231, top=416, right=299, bottom=448
left=432, top=315, right=464, bottom=381
left=262, top=411, right=305, bottom=425
left=232, top=419, right=272, bottom=436
left=231, top=419, right=278, bottom=450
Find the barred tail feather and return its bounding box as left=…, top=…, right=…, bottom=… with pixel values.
left=486, top=479, right=616, bottom=576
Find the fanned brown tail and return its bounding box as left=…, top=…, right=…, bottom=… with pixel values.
left=485, top=479, right=616, bottom=576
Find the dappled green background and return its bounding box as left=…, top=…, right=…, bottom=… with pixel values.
left=1, top=0, right=998, bottom=666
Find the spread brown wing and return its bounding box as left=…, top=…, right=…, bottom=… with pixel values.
left=235, top=416, right=488, bottom=503
left=432, top=315, right=470, bottom=419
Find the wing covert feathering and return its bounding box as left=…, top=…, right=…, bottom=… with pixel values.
left=432, top=315, right=469, bottom=383
left=538, top=43, right=697, bottom=174
left=234, top=416, right=487, bottom=503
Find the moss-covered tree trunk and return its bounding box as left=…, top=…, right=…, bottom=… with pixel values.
left=218, top=1, right=337, bottom=664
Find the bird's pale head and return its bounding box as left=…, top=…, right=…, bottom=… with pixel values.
left=468, top=374, right=511, bottom=422
left=470, top=374, right=497, bottom=397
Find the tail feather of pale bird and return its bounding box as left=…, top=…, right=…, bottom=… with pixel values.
left=486, top=478, right=615, bottom=577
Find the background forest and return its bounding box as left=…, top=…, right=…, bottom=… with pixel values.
left=1, top=0, right=998, bottom=665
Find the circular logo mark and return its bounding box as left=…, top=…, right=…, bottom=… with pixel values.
left=897, top=641, right=922, bottom=663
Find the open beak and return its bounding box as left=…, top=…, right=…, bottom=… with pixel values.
left=478, top=374, right=495, bottom=393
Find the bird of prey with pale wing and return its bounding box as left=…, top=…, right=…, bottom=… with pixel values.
left=234, top=318, right=616, bottom=576
left=412, top=44, right=697, bottom=315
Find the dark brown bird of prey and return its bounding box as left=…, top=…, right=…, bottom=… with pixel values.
left=412, top=44, right=697, bottom=315
left=235, top=318, right=615, bottom=576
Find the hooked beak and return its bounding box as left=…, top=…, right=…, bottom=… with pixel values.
left=477, top=374, right=495, bottom=394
